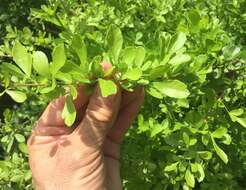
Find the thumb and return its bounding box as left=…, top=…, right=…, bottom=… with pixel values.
left=75, top=83, right=121, bottom=146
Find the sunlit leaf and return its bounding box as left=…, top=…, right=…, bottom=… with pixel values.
left=33, top=51, right=50, bottom=76
left=98, top=78, right=117, bottom=97
left=50, top=43, right=66, bottom=75
left=107, top=25, right=123, bottom=63
left=212, top=127, right=228, bottom=138
left=168, top=32, right=187, bottom=55
left=14, top=134, right=25, bottom=143
left=197, top=164, right=205, bottom=182
left=164, top=162, right=179, bottom=172
left=122, top=68, right=142, bottom=81
left=12, top=41, right=32, bottom=76
left=229, top=108, right=244, bottom=116
left=61, top=95, right=76, bottom=127
left=185, top=168, right=195, bottom=188
left=153, top=80, right=190, bottom=99
left=211, top=136, right=228, bottom=164
left=134, top=47, right=146, bottom=66
left=6, top=90, right=27, bottom=103
left=169, top=54, right=191, bottom=65
left=237, top=117, right=246, bottom=128
left=72, top=35, right=87, bottom=70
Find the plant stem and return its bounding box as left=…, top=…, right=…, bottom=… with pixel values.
left=12, top=83, right=48, bottom=87
left=221, top=101, right=230, bottom=113
left=0, top=55, right=12, bottom=59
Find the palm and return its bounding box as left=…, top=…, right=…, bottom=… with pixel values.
left=28, top=86, right=144, bottom=190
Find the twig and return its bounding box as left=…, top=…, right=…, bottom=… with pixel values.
left=0, top=55, right=12, bottom=59
left=11, top=83, right=48, bottom=87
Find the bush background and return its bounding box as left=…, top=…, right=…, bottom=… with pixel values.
left=0, top=0, right=245, bottom=189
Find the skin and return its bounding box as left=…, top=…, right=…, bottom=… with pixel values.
left=27, top=68, right=144, bottom=190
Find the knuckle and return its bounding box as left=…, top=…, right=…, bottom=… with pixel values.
left=86, top=109, right=112, bottom=124
left=86, top=101, right=114, bottom=124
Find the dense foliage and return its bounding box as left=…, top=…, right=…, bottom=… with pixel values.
left=0, top=0, right=245, bottom=189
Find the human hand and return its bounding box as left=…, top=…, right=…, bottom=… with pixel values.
left=27, top=68, right=144, bottom=190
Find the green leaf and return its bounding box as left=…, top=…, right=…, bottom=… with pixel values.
left=229, top=108, right=244, bottom=116
left=61, top=95, right=76, bottom=127
left=24, top=170, right=32, bottom=181
left=98, top=79, right=117, bottom=97
left=14, top=134, right=25, bottom=143
left=153, top=80, right=190, bottom=99
left=168, top=32, right=187, bottom=55
left=197, top=151, right=212, bottom=160
left=212, top=127, right=228, bottom=138
left=177, top=98, right=189, bottom=108
left=107, top=25, right=123, bottom=63
left=147, top=87, right=163, bottom=99
left=72, top=35, right=87, bottom=70
left=137, top=79, right=149, bottom=85
left=183, top=132, right=190, bottom=146
left=55, top=71, right=72, bottom=84
left=229, top=114, right=238, bottom=122
left=91, top=58, right=104, bottom=78
left=151, top=124, right=163, bottom=137
left=197, top=164, right=205, bottom=182
left=141, top=61, right=152, bottom=71
left=185, top=168, right=195, bottom=188
left=189, top=138, right=197, bottom=146
left=0, top=91, right=5, bottom=96
left=7, top=137, right=14, bottom=153
left=148, top=65, right=167, bottom=80
left=188, top=10, right=201, bottom=26
left=228, top=109, right=246, bottom=128
left=164, top=162, right=179, bottom=172
left=237, top=117, right=246, bottom=128
left=40, top=78, right=57, bottom=94
left=121, top=46, right=145, bottom=67
left=6, top=90, right=27, bottom=103
left=121, top=47, right=136, bottom=66
left=1, top=135, right=8, bottom=143
left=222, top=134, right=232, bottom=145
left=0, top=160, right=11, bottom=170
left=10, top=175, right=23, bottom=182
left=211, top=136, right=228, bottom=164
left=191, top=163, right=198, bottom=172
left=201, top=135, right=210, bottom=146
left=50, top=44, right=66, bottom=75
left=169, top=54, right=191, bottom=65
left=33, top=51, right=50, bottom=76
left=223, top=45, right=241, bottom=60
left=122, top=68, right=142, bottom=81
left=134, top=47, right=146, bottom=66
left=151, top=119, right=168, bottom=137
left=12, top=41, right=32, bottom=76
left=0, top=62, right=25, bottom=77
left=70, top=85, right=78, bottom=100
left=61, top=62, right=85, bottom=75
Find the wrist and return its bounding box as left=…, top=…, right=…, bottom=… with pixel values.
left=105, top=156, right=122, bottom=190
left=104, top=138, right=121, bottom=160
left=35, top=182, right=72, bottom=190
left=35, top=183, right=99, bottom=190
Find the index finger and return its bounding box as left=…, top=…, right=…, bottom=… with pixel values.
left=37, top=85, right=89, bottom=127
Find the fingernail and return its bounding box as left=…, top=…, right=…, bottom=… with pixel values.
left=100, top=61, right=112, bottom=72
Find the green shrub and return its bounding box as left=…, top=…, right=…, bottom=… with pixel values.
left=0, top=0, right=245, bottom=189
